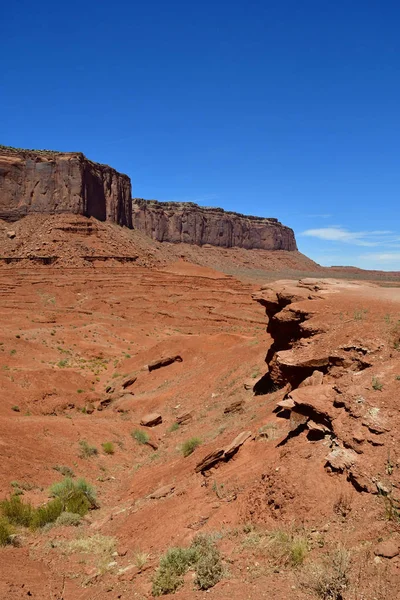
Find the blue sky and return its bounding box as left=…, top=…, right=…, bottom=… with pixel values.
left=1, top=1, right=399, bottom=270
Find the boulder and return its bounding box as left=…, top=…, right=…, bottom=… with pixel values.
left=374, top=540, right=399, bottom=559
left=325, top=448, right=357, bottom=471
left=298, top=370, right=324, bottom=388
left=140, top=413, right=162, bottom=427
left=147, top=355, right=183, bottom=372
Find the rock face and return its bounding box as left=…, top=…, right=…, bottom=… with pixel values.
left=132, top=199, right=297, bottom=251
left=0, top=147, right=132, bottom=226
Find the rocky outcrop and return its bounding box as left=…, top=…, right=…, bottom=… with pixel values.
left=132, top=199, right=297, bottom=251
left=0, top=146, right=132, bottom=226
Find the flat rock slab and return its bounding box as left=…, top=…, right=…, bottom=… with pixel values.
left=195, top=450, right=224, bottom=473
left=277, top=398, right=295, bottom=410
left=374, top=540, right=399, bottom=559
left=149, top=484, right=175, bottom=500
left=289, top=385, right=338, bottom=426
left=140, top=413, right=162, bottom=427
left=224, top=400, right=245, bottom=414
left=148, top=355, right=183, bottom=372
left=176, top=412, right=192, bottom=425
left=224, top=431, right=252, bottom=458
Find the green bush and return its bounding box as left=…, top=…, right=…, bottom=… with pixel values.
left=50, top=477, right=97, bottom=515
left=132, top=429, right=149, bottom=445
left=102, top=441, right=115, bottom=454
left=152, top=547, right=195, bottom=596
left=0, top=495, right=33, bottom=527
left=192, top=534, right=223, bottom=590
left=0, top=517, right=13, bottom=546
left=181, top=437, right=201, bottom=457
left=152, top=535, right=222, bottom=596
left=30, top=498, right=63, bottom=529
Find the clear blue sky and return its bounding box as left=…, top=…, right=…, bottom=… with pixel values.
left=1, top=1, right=399, bottom=269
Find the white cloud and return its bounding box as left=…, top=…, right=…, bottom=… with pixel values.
left=301, top=226, right=399, bottom=247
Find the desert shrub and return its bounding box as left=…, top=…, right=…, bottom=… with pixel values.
left=181, top=437, right=201, bottom=457
left=132, top=429, right=149, bottom=445
left=168, top=422, right=179, bottom=433
left=268, top=528, right=309, bottom=567
left=152, top=534, right=222, bottom=596
left=50, top=477, right=96, bottom=515
left=372, top=376, right=383, bottom=391
left=301, top=546, right=350, bottom=599
left=102, top=441, right=115, bottom=454
left=152, top=547, right=195, bottom=596
left=53, top=465, right=75, bottom=477
left=79, top=440, right=98, bottom=458
left=30, top=498, right=63, bottom=529
left=55, top=511, right=82, bottom=527
left=0, top=517, right=13, bottom=546
left=0, top=495, right=33, bottom=527
left=192, top=534, right=223, bottom=590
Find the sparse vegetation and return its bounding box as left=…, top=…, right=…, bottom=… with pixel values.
left=62, top=534, right=116, bottom=556
left=168, top=422, right=179, bottom=433
left=78, top=440, right=98, bottom=458
left=11, top=405, right=20, bottom=412
left=55, top=511, right=82, bottom=527
left=333, top=490, right=353, bottom=518
left=152, top=534, right=222, bottom=596
left=268, top=528, right=309, bottom=567
left=132, top=429, right=149, bottom=445
left=301, top=546, right=350, bottom=599
left=181, top=437, right=201, bottom=457
left=102, top=441, right=115, bottom=454
left=372, top=376, right=383, bottom=391
left=134, top=550, right=150, bottom=570
left=53, top=465, right=75, bottom=477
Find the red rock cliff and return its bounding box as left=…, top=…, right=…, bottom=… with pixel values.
left=132, top=199, right=297, bottom=251
left=0, top=147, right=132, bottom=227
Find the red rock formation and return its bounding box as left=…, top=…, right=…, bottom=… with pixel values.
left=132, top=199, right=297, bottom=251
left=0, top=147, right=132, bottom=227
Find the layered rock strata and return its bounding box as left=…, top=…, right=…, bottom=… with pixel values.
left=0, top=147, right=132, bottom=226
left=132, top=199, right=297, bottom=250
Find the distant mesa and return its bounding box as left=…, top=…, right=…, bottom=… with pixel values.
left=0, top=145, right=297, bottom=252
left=132, top=199, right=297, bottom=251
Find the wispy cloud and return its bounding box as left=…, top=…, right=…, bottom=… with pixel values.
left=301, top=226, right=400, bottom=248
left=358, top=252, right=400, bottom=264
left=305, top=214, right=332, bottom=219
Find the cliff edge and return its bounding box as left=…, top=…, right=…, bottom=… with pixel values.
left=0, top=146, right=132, bottom=227
left=132, top=199, right=297, bottom=251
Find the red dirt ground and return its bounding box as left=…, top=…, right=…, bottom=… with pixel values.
left=0, top=220, right=399, bottom=599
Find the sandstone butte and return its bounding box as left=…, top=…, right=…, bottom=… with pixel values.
left=0, top=146, right=297, bottom=251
